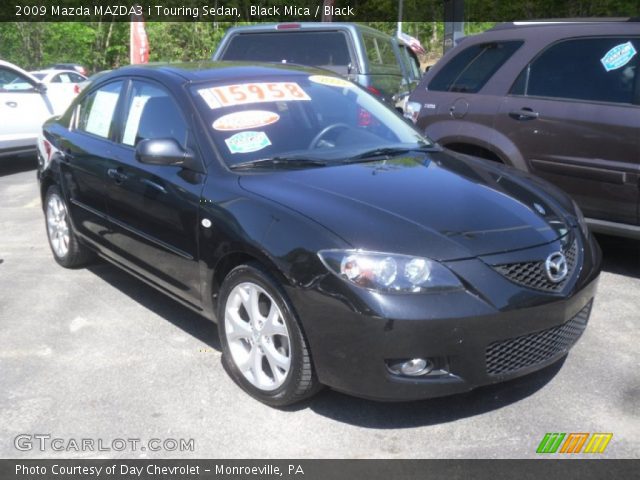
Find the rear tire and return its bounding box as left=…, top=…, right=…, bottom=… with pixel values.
left=44, top=185, right=93, bottom=268
left=217, top=263, right=321, bottom=406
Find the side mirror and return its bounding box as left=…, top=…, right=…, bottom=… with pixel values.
left=136, top=138, right=196, bottom=168
left=35, top=82, right=47, bottom=94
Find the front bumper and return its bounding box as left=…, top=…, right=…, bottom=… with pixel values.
left=287, top=231, right=601, bottom=401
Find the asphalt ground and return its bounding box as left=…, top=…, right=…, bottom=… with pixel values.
left=1, top=156, right=638, bottom=459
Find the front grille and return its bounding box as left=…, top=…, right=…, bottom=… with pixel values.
left=485, top=300, right=592, bottom=376
left=494, top=240, right=578, bottom=293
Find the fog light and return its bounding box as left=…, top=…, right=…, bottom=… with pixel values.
left=401, top=358, right=432, bottom=376
left=387, top=358, right=433, bottom=377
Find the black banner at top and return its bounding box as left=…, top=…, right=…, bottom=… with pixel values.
left=4, top=0, right=640, bottom=22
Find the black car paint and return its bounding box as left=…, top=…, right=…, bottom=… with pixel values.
left=38, top=63, right=601, bottom=401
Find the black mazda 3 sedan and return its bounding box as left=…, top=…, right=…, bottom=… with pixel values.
left=37, top=62, right=601, bottom=406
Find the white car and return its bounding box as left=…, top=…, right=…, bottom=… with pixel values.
left=0, top=61, right=78, bottom=158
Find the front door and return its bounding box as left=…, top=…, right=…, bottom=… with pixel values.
left=102, top=80, right=204, bottom=306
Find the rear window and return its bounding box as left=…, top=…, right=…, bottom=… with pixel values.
left=429, top=41, right=523, bottom=93
left=221, top=31, right=351, bottom=67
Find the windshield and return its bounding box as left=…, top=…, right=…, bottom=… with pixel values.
left=190, top=72, right=431, bottom=168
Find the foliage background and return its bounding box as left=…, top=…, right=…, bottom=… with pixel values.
left=0, top=0, right=636, bottom=73
left=0, top=21, right=496, bottom=73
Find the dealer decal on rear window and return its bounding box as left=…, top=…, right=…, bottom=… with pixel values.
left=600, top=41, right=637, bottom=72
left=213, top=110, right=280, bottom=131
left=224, top=131, right=272, bottom=154
left=199, top=82, right=310, bottom=109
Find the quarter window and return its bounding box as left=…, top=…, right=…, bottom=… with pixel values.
left=511, top=37, right=639, bottom=104
left=429, top=41, right=523, bottom=93
left=77, top=81, right=123, bottom=139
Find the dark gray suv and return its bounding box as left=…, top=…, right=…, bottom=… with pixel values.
left=406, top=20, right=640, bottom=239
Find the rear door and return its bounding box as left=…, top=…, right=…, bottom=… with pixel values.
left=495, top=36, right=640, bottom=225
left=58, top=80, right=125, bottom=245
left=103, top=79, right=204, bottom=306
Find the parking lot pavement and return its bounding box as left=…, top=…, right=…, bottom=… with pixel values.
left=1, top=158, right=638, bottom=459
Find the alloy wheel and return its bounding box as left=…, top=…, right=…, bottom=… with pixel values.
left=224, top=282, right=292, bottom=391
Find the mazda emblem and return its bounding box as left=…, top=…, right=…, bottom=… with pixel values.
left=545, top=252, right=568, bottom=283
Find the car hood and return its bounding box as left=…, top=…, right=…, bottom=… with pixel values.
left=238, top=150, right=575, bottom=260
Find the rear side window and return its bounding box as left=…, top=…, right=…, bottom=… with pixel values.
left=221, top=32, right=351, bottom=67
left=429, top=41, right=523, bottom=93
left=77, top=81, right=123, bottom=139
left=511, top=37, right=639, bottom=104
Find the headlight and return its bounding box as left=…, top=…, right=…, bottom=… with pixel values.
left=403, top=101, right=422, bottom=124
left=318, top=250, right=462, bottom=293
left=572, top=200, right=589, bottom=237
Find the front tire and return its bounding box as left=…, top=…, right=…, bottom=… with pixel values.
left=217, top=264, right=321, bottom=406
left=44, top=185, right=93, bottom=268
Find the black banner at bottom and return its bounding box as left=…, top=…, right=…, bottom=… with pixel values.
left=1, top=459, right=637, bottom=480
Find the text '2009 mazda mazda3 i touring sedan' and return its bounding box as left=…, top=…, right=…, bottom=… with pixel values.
left=37, top=62, right=601, bottom=406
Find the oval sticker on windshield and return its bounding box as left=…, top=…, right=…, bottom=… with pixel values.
left=601, top=41, right=637, bottom=72
left=213, top=110, right=280, bottom=131
left=225, top=131, right=272, bottom=154
left=308, top=75, right=354, bottom=88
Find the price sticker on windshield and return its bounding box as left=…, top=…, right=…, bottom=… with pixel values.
left=199, top=82, right=310, bottom=109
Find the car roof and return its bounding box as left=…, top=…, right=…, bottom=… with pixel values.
left=0, top=59, right=41, bottom=83
left=98, top=61, right=336, bottom=86
left=490, top=18, right=639, bottom=31
left=31, top=69, right=80, bottom=75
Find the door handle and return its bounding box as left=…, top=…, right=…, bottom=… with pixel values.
left=509, top=108, right=539, bottom=121
left=5, top=101, right=17, bottom=108
left=107, top=167, right=128, bottom=183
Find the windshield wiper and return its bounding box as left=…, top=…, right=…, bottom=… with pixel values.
left=340, top=145, right=437, bottom=164
left=230, top=156, right=328, bottom=170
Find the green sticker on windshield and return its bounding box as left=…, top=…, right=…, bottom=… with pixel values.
left=225, top=131, right=271, bottom=154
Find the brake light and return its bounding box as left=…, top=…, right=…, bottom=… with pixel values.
left=276, top=23, right=301, bottom=30
left=73, top=84, right=80, bottom=95
left=366, top=85, right=381, bottom=96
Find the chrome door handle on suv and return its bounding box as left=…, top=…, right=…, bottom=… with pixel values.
left=509, top=108, right=539, bottom=121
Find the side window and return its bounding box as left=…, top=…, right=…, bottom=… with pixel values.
left=121, top=81, right=188, bottom=148
left=429, top=41, right=523, bottom=93
left=69, top=73, right=85, bottom=83
left=77, top=81, right=123, bottom=139
left=51, top=74, right=62, bottom=83
left=511, top=37, right=640, bottom=103
left=0, top=66, right=36, bottom=92
left=363, top=34, right=400, bottom=68
left=512, top=37, right=639, bottom=104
